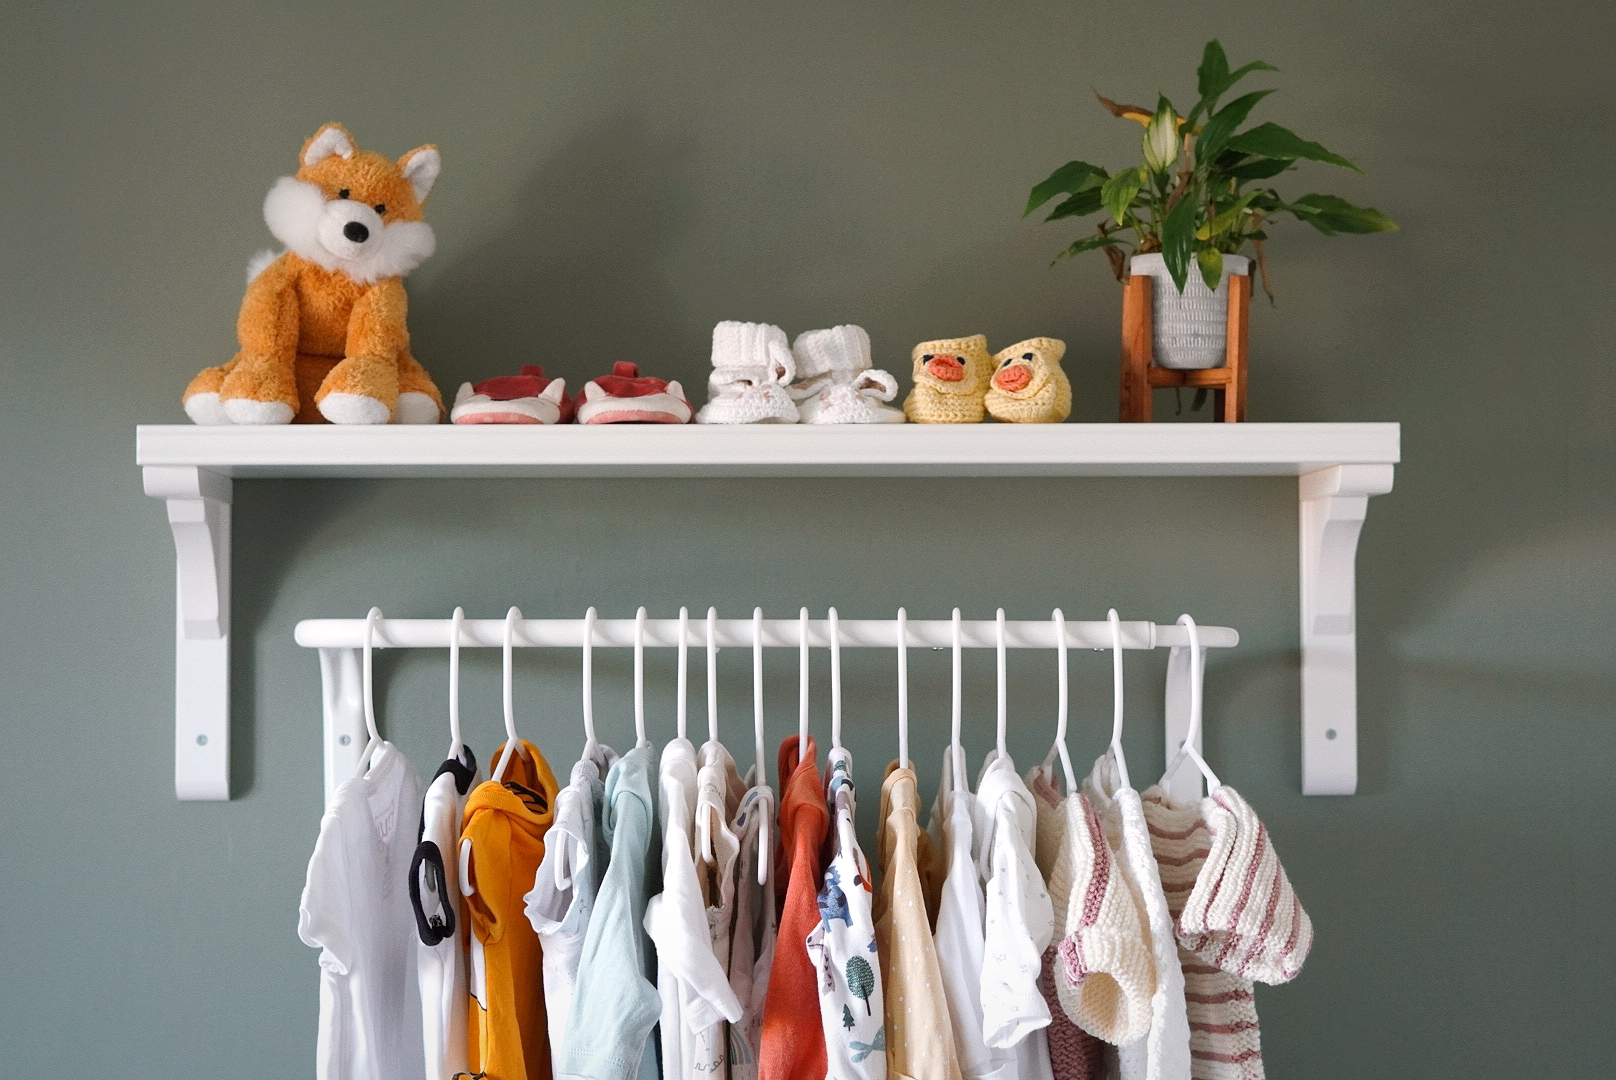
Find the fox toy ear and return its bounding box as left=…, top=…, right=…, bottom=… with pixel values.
left=399, top=145, right=441, bottom=202
left=302, top=123, right=355, bottom=167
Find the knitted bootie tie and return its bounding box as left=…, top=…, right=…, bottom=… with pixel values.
left=986, top=337, right=1072, bottom=424
left=697, top=321, right=799, bottom=424
left=902, top=335, right=994, bottom=423
left=790, top=325, right=904, bottom=424
left=1176, top=786, right=1313, bottom=985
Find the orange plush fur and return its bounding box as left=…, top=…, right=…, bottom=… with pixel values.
left=183, top=123, right=445, bottom=425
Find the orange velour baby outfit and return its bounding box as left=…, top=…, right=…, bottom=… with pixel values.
left=760, top=735, right=830, bottom=1080
left=464, top=740, right=560, bottom=1080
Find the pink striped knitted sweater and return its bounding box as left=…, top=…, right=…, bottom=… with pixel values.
left=1138, top=789, right=1262, bottom=1080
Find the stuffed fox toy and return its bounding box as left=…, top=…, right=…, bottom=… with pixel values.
left=183, top=123, right=445, bottom=425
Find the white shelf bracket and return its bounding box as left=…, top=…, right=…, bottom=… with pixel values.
left=1298, top=463, right=1394, bottom=795
left=144, top=465, right=233, bottom=801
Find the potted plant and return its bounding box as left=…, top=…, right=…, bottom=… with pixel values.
left=1025, top=40, right=1397, bottom=370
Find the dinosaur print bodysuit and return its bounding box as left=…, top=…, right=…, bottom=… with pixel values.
left=807, top=749, right=886, bottom=1080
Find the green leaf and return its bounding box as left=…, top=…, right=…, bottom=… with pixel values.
left=1051, top=233, right=1119, bottom=264
left=1227, top=122, right=1362, bottom=172
left=1025, top=161, right=1108, bottom=215
left=1044, top=187, right=1105, bottom=222
left=1101, top=166, right=1146, bottom=225
left=1197, top=247, right=1224, bottom=291
left=1189, top=41, right=1276, bottom=123
left=1288, top=193, right=1399, bottom=234
left=1200, top=191, right=1262, bottom=239
left=1224, top=156, right=1294, bottom=181
left=1195, top=89, right=1276, bottom=164
left=1161, top=195, right=1199, bottom=292
left=1197, top=40, right=1230, bottom=102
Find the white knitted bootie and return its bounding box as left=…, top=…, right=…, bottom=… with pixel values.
left=696, top=321, right=800, bottom=424
left=789, top=325, right=905, bottom=424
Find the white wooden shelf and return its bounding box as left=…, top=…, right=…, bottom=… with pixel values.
left=136, top=421, right=1397, bottom=800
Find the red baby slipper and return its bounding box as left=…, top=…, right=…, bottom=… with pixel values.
left=575, top=362, right=693, bottom=424
left=450, top=366, right=574, bottom=425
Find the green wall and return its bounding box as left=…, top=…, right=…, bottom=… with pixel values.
left=2, top=1, right=1611, bottom=1075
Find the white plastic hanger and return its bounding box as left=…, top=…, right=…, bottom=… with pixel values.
left=707, top=607, right=720, bottom=749
left=828, top=607, right=844, bottom=758
left=1105, top=608, right=1133, bottom=791
left=697, top=607, right=721, bottom=865
left=491, top=606, right=525, bottom=783
left=1160, top=614, right=1223, bottom=792
left=633, top=606, right=649, bottom=748
left=465, top=606, right=523, bottom=900
left=750, top=607, right=771, bottom=885
left=896, top=607, right=910, bottom=770
left=447, top=606, right=466, bottom=762
left=1042, top=609, right=1078, bottom=793
left=556, top=607, right=602, bottom=892
left=798, top=607, right=811, bottom=747
left=677, top=606, right=690, bottom=742
left=995, top=608, right=1009, bottom=760
left=950, top=608, right=966, bottom=794
left=354, top=607, right=385, bottom=775
left=581, top=606, right=599, bottom=756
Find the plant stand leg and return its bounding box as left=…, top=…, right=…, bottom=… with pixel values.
left=1222, top=274, right=1251, bottom=422
left=1119, top=275, right=1153, bottom=422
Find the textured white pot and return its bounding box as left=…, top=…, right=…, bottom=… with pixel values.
left=1129, top=252, right=1251, bottom=369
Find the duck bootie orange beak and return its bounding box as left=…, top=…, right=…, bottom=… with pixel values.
left=985, top=337, right=1071, bottom=423
left=902, top=334, right=994, bottom=423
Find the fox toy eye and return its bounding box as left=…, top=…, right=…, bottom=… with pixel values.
left=1001, top=358, right=1013, bottom=367
left=1022, top=352, right=1034, bottom=361
left=373, top=204, right=386, bottom=215
left=337, top=188, right=350, bottom=200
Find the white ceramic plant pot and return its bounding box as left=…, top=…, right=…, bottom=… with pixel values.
left=1129, top=252, right=1251, bottom=369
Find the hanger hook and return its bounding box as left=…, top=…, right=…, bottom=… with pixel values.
left=1105, top=609, right=1132, bottom=790
left=995, top=608, right=1008, bottom=760
left=707, top=607, right=720, bottom=748
left=581, top=607, right=598, bottom=752
left=798, top=607, right=810, bottom=747
left=1041, top=609, right=1077, bottom=793
left=1161, top=614, right=1222, bottom=792
left=678, top=607, right=690, bottom=742
left=634, top=607, right=648, bottom=747
left=896, top=607, right=909, bottom=770
left=950, top=608, right=965, bottom=793
left=493, top=606, right=523, bottom=783
left=751, top=607, right=770, bottom=886
left=355, top=607, right=384, bottom=775
left=448, top=606, right=465, bottom=760
left=829, top=608, right=844, bottom=754
left=751, top=608, right=765, bottom=786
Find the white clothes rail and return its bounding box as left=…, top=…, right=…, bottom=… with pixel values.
left=293, top=616, right=1238, bottom=652
left=296, top=612, right=1236, bottom=808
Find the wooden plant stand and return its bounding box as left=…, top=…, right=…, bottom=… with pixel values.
left=1119, top=271, right=1250, bottom=422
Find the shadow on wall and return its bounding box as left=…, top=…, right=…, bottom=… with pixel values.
left=408, top=116, right=706, bottom=394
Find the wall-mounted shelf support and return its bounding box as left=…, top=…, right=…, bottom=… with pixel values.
left=1298, top=463, right=1396, bottom=795
left=143, top=465, right=233, bottom=800
left=138, top=422, right=1397, bottom=800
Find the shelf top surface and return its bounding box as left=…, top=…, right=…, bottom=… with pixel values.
left=136, top=421, right=1400, bottom=478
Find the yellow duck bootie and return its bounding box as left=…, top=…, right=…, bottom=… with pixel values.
left=902, top=334, right=995, bottom=423
left=985, top=337, right=1071, bottom=423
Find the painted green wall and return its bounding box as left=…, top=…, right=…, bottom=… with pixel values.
left=2, top=1, right=1611, bottom=1075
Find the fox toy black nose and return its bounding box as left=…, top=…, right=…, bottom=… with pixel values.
left=343, top=221, right=369, bottom=243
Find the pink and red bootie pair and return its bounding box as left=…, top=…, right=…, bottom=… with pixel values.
left=450, top=362, right=693, bottom=425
